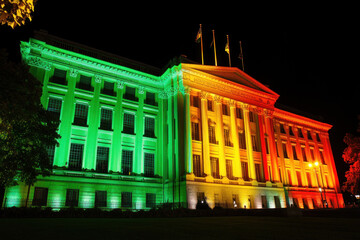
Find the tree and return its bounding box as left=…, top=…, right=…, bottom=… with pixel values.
left=0, top=49, right=60, bottom=190
left=0, top=0, right=36, bottom=29
left=342, top=133, right=360, bottom=195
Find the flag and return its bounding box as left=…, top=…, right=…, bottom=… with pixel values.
left=195, top=27, right=202, bottom=43
left=225, top=42, right=230, bottom=54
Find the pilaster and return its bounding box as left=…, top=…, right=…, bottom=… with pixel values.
left=200, top=92, right=211, bottom=177
left=214, top=96, right=227, bottom=178
left=264, top=110, right=280, bottom=182
left=229, top=101, right=241, bottom=179
left=242, top=104, right=256, bottom=182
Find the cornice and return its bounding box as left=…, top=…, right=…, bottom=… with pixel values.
left=274, top=108, right=332, bottom=132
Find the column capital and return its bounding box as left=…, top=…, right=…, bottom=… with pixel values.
left=264, top=109, right=275, bottom=118
left=69, top=68, right=79, bottom=78
left=214, top=95, right=223, bottom=104
left=95, top=75, right=102, bottom=84
left=229, top=100, right=237, bottom=108
left=200, top=91, right=209, bottom=99
left=241, top=103, right=250, bottom=112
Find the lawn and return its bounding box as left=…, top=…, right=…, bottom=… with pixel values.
left=0, top=217, right=359, bottom=240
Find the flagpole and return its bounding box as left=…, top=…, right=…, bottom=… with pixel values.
left=212, top=30, right=218, bottom=66
left=239, top=41, right=245, bottom=72
left=200, top=24, right=204, bottom=65
left=227, top=35, right=231, bottom=67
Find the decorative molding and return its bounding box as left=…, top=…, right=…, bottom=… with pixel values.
left=69, top=68, right=79, bottom=78
left=95, top=75, right=102, bottom=84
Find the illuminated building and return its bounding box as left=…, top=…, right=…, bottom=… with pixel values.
left=2, top=32, right=344, bottom=210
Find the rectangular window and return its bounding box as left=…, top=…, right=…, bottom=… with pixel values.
left=193, top=155, right=202, bottom=177
left=307, top=172, right=312, bottom=187
left=74, top=103, right=89, bottom=127
left=280, top=124, right=286, bottom=134
left=283, top=143, right=289, bottom=159
left=298, top=128, right=304, bottom=138
left=191, top=96, right=200, bottom=108
left=145, top=92, right=157, bottom=106
left=66, top=189, right=79, bottom=207
left=210, top=157, right=220, bottom=179
left=121, top=150, right=133, bottom=175
left=297, top=171, right=303, bottom=187
left=100, top=108, right=113, bottom=131
left=289, top=127, right=295, bottom=136
left=242, top=162, right=249, bottom=181
left=302, top=147, right=308, bottom=162
left=239, top=132, right=246, bottom=150
left=146, top=193, right=156, bottom=209
left=320, top=151, right=326, bottom=165
left=292, top=145, right=299, bottom=160
left=208, top=100, right=214, bottom=112
left=249, top=111, right=255, bottom=123
left=69, top=144, right=84, bottom=171
left=102, top=81, right=115, bottom=96
left=224, top=129, right=232, bottom=147
left=47, top=98, right=62, bottom=120
left=95, top=191, right=107, bottom=208
left=252, top=135, right=260, bottom=152
left=121, top=192, right=132, bottom=208
left=145, top=117, right=156, bottom=138
left=123, top=113, right=135, bottom=134
left=287, top=170, right=292, bottom=186
left=307, top=131, right=313, bottom=141
left=316, top=133, right=321, bottom=142
left=144, top=153, right=155, bottom=177
left=261, top=196, right=268, bottom=209
left=226, top=160, right=233, bottom=180
left=124, top=86, right=138, bottom=101
left=46, top=145, right=56, bottom=166
left=96, top=147, right=109, bottom=173
left=191, top=122, right=201, bottom=141
left=209, top=126, right=217, bottom=144
left=222, top=104, right=229, bottom=116
left=255, top=163, right=263, bottom=182
left=51, top=68, right=67, bottom=85
left=310, top=149, right=315, bottom=161
left=265, top=138, right=270, bottom=154
left=236, top=108, right=243, bottom=119
left=77, top=75, right=93, bottom=91
left=32, top=187, right=48, bottom=207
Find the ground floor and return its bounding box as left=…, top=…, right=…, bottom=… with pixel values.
left=2, top=173, right=344, bottom=210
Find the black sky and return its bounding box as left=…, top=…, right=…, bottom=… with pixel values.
left=0, top=2, right=359, bottom=184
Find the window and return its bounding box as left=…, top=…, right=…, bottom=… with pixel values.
left=208, top=100, right=214, bottom=112
left=302, top=147, right=308, bottom=162
left=96, top=147, right=109, bottom=173
left=310, top=149, right=315, bottom=161
left=320, top=151, right=326, bottom=165
left=146, top=193, right=156, bottom=209
left=280, top=124, right=286, bottom=134
left=261, top=196, right=268, bottom=209
left=242, top=162, right=250, bottom=181
left=191, top=95, right=200, bottom=108
left=46, top=145, right=56, bottom=166
left=123, top=113, right=135, bottom=134
left=191, top=122, right=201, bottom=141
left=224, top=129, right=232, bottom=147
left=239, top=132, right=246, bottom=150
left=210, top=157, right=220, bottom=179
left=32, top=188, right=48, bottom=207
left=307, top=172, right=312, bottom=187
left=298, top=128, right=304, bottom=138
left=316, top=133, right=321, bottom=142
left=47, top=98, right=62, bottom=120
left=74, top=103, right=89, bottom=127
left=121, top=192, right=132, bottom=208
left=307, top=131, right=313, bottom=141
left=252, top=135, right=260, bottom=152
left=145, top=92, right=157, bottom=106
left=222, top=104, right=229, bottom=116
left=209, top=126, right=217, bottom=144
left=296, top=171, right=303, bottom=187
left=289, top=127, right=295, bottom=136
left=100, top=108, right=113, bottom=131
left=144, top=117, right=156, bottom=138
left=236, top=108, right=243, bottom=119
left=255, top=164, right=263, bottom=182
left=50, top=68, right=67, bottom=85
left=66, top=189, right=79, bottom=207
left=292, top=146, right=299, bottom=160
left=226, top=160, right=233, bottom=180
left=193, top=155, right=202, bottom=177
left=121, top=150, right=133, bottom=175
left=124, top=86, right=138, bottom=101
left=249, top=111, right=255, bottom=123
left=282, top=143, right=289, bottom=159
left=287, top=170, right=292, bottom=186
left=77, top=75, right=92, bottom=91
left=95, top=191, right=107, bottom=208
left=265, top=138, right=270, bottom=154
left=102, top=81, right=115, bottom=96
left=69, top=144, right=84, bottom=171
left=144, top=153, right=155, bottom=177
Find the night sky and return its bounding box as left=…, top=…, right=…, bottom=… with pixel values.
left=1, top=2, right=359, bottom=185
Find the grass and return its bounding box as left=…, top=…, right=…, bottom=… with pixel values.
left=0, top=217, right=360, bottom=240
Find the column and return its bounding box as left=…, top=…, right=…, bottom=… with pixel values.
left=200, top=92, right=211, bottom=177
left=242, top=104, right=256, bottom=182
left=135, top=87, right=145, bottom=174
left=264, top=110, right=280, bottom=182
left=257, top=111, right=270, bottom=182
left=185, top=89, right=193, bottom=175
left=322, top=133, right=341, bottom=192
left=229, top=101, right=241, bottom=179
left=214, top=96, right=227, bottom=178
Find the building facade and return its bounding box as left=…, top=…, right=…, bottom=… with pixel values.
left=2, top=32, right=344, bottom=210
